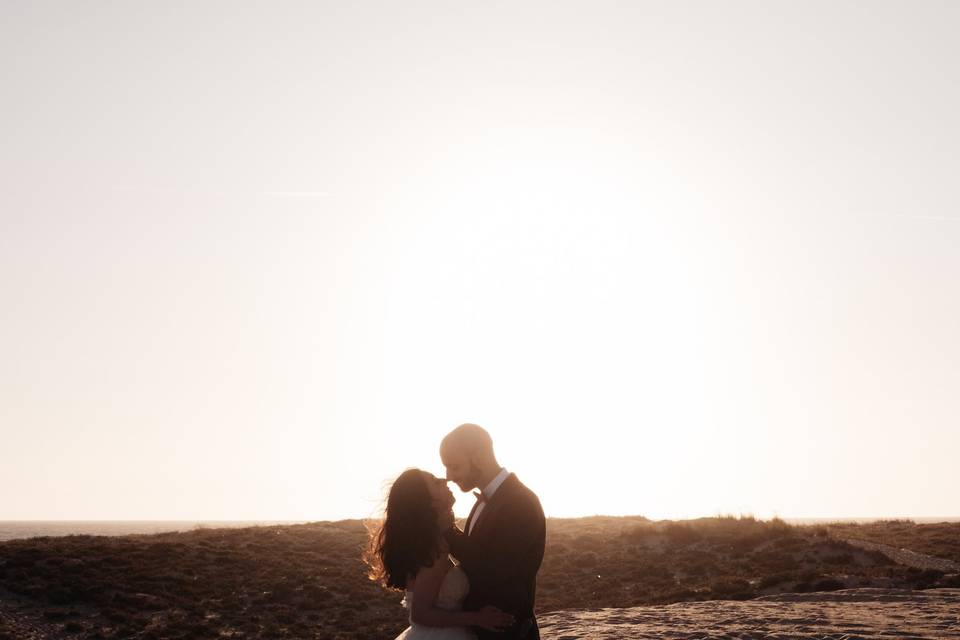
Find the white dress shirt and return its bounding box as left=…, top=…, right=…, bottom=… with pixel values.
left=468, top=467, right=510, bottom=535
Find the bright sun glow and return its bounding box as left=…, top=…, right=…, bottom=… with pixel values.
left=2, top=2, right=959, bottom=522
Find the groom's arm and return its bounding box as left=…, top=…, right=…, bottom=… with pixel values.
left=443, top=496, right=545, bottom=591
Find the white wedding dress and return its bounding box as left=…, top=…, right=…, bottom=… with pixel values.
left=394, top=564, right=476, bottom=640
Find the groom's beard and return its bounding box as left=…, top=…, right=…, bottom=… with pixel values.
left=458, top=461, right=484, bottom=492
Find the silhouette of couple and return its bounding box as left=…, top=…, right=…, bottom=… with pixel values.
left=368, top=424, right=545, bottom=640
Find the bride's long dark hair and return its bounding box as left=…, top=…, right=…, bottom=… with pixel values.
left=365, top=468, right=442, bottom=590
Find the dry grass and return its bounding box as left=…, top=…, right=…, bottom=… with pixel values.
left=825, top=519, right=960, bottom=564
left=1, top=517, right=958, bottom=639
left=0, top=522, right=403, bottom=639
left=537, top=516, right=960, bottom=612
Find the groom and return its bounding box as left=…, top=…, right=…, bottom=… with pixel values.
left=440, top=423, right=546, bottom=640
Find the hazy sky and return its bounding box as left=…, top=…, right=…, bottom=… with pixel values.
left=2, top=1, right=958, bottom=521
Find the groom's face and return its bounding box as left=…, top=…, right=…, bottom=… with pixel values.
left=440, top=448, right=482, bottom=492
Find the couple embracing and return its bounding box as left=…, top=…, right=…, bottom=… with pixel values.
left=368, top=423, right=545, bottom=640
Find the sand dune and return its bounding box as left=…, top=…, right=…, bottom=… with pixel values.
left=841, top=538, right=960, bottom=573
left=2, top=518, right=958, bottom=638
left=539, top=588, right=960, bottom=639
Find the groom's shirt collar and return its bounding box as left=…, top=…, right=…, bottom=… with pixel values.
left=481, top=467, right=510, bottom=500
left=468, top=467, right=510, bottom=535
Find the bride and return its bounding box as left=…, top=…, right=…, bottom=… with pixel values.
left=367, top=468, right=514, bottom=639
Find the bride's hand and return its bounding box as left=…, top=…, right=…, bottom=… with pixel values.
left=473, top=606, right=514, bottom=632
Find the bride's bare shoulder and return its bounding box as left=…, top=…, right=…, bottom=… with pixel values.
left=407, top=551, right=453, bottom=587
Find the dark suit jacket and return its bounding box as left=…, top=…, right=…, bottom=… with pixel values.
left=444, top=473, right=546, bottom=640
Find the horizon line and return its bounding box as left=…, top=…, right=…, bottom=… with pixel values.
left=4, top=515, right=960, bottom=523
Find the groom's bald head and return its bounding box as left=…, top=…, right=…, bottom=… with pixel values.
left=440, top=423, right=499, bottom=492
left=441, top=423, right=494, bottom=458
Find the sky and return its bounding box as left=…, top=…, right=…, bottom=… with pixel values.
left=2, top=1, right=958, bottom=522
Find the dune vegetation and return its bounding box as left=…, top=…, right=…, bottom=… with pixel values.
left=0, top=516, right=958, bottom=639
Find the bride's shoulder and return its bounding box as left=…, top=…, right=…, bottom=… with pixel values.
left=409, top=552, right=453, bottom=584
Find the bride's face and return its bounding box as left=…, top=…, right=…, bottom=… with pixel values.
left=423, top=472, right=455, bottom=513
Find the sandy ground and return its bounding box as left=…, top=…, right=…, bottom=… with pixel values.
left=538, top=588, right=960, bottom=639
left=839, top=538, right=960, bottom=573
left=0, top=595, right=68, bottom=640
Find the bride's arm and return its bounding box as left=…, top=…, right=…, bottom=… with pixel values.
left=409, top=558, right=510, bottom=629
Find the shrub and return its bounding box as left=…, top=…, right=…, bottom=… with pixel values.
left=758, top=573, right=793, bottom=589
left=813, top=578, right=844, bottom=591
left=709, top=578, right=751, bottom=596
left=664, top=523, right=702, bottom=546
